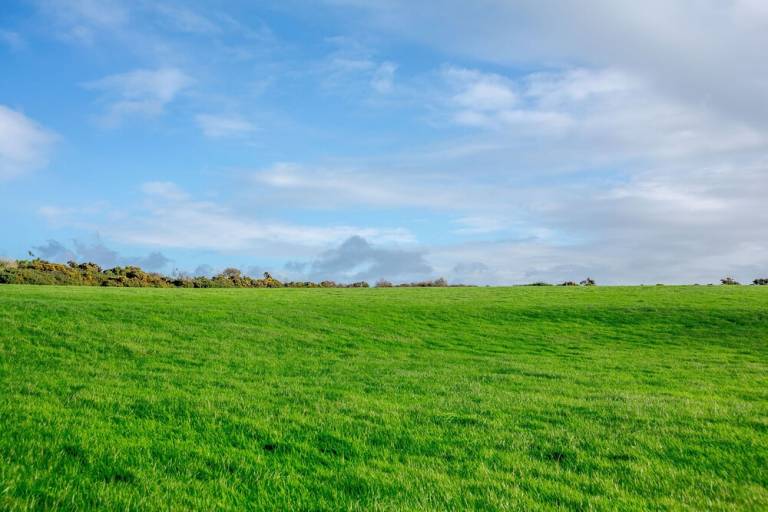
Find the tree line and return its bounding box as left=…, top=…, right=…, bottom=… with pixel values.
left=1, top=259, right=766, bottom=288
left=0, top=259, right=453, bottom=288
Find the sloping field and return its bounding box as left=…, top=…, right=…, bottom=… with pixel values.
left=1, top=285, right=767, bottom=510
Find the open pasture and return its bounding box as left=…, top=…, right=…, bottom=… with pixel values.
left=1, top=285, right=767, bottom=510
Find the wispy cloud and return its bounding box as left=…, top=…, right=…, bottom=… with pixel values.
left=83, top=68, right=193, bottom=124
left=195, top=114, right=256, bottom=139
left=370, top=62, right=397, bottom=93
left=43, top=182, right=415, bottom=254
left=0, top=29, right=25, bottom=50
left=38, top=0, right=129, bottom=44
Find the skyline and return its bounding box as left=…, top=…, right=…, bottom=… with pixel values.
left=2, top=0, right=767, bottom=284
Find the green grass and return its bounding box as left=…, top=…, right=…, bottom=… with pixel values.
left=1, top=285, right=767, bottom=511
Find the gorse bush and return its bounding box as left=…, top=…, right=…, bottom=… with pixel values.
left=0, top=258, right=456, bottom=289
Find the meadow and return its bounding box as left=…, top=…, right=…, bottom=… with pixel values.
left=1, top=284, right=766, bottom=510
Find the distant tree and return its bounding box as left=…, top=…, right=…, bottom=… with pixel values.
left=221, top=268, right=242, bottom=279
left=376, top=279, right=393, bottom=288
left=559, top=281, right=578, bottom=286
left=752, top=278, right=767, bottom=286
left=720, top=277, right=740, bottom=285
left=580, top=277, right=596, bottom=286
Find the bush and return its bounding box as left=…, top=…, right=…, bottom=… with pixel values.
left=753, top=278, right=768, bottom=286
left=397, top=278, right=449, bottom=288
left=720, top=277, right=740, bottom=285
left=559, top=281, right=578, bottom=286
left=0, top=258, right=18, bottom=270
left=220, top=268, right=242, bottom=279
left=0, top=259, right=466, bottom=289
left=580, top=278, right=596, bottom=286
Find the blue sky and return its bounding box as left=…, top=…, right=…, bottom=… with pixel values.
left=2, top=1, right=767, bottom=284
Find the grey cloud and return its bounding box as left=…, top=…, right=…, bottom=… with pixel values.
left=452, top=262, right=489, bottom=275
left=245, top=266, right=269, bottom=278
left=430, top=163, right=768, bottom=285
left=193, top=264, right=215, bottom=277
left=332, top=0, right=768, bottom=129
left=33, top=240, right=77, bottom=261
left=128, top=251, right=173, bottom=271
left=31, top=238, right=173, bottom=272
left=284, top=261, right=308, bottom=273
left=73, top=239, right=119, bottom=268
left=309, top=235, right=432, bottom=282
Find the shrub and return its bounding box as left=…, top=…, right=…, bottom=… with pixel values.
left=220, top=268, right=242, bottom=279
left=0, top=258, right=18, bottom=270
left=580, top=278, right=596, bottom=286
left=752, top=278, right=768, bottom=286
left=398, top=278, right=449, bottom=287
left=559, top=281, right=578, bottom=286
left=720, top=277, right=740, bottom=285
left=0, top=258, right=468, bottom=289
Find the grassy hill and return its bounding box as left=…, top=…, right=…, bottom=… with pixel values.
left=1, top=285, right=767, bottom=510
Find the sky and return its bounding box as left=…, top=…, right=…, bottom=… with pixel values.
left=1, top=0, right=767, bottom=285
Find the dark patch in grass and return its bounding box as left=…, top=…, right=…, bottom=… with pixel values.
left=262, top=443, right=277, bottom=452
left=62, top=444, right=87, bottom=465
left=101, top=470, right=136, bottom=484
left=317, top=433, right=355, bottom=459
left=546, top=450, right=568, bottom=463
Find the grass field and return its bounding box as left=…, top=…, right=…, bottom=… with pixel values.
left=1, top=285, right=767, bottom=510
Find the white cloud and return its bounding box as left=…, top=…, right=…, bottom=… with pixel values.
left=48, top=182, right=416, bottom=253
left=331, top=0, right=768, bottom=131
left=195, top=114, right=256, bottom=139
left=250, top=162, right=484, bottom=210
left=318, top=37, right=400, bottom=96
left=443, top=66, right=517, bottom=111
left=84, top=68, right=192, bottom=124
left=0, top=105, right=56, bottom=180
left=437, top=66, right=767, bottom=163
left=141, top=181, right=189, bottom=201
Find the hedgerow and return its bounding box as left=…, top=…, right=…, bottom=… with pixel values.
left=0, top=258, right=446, bottom=288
